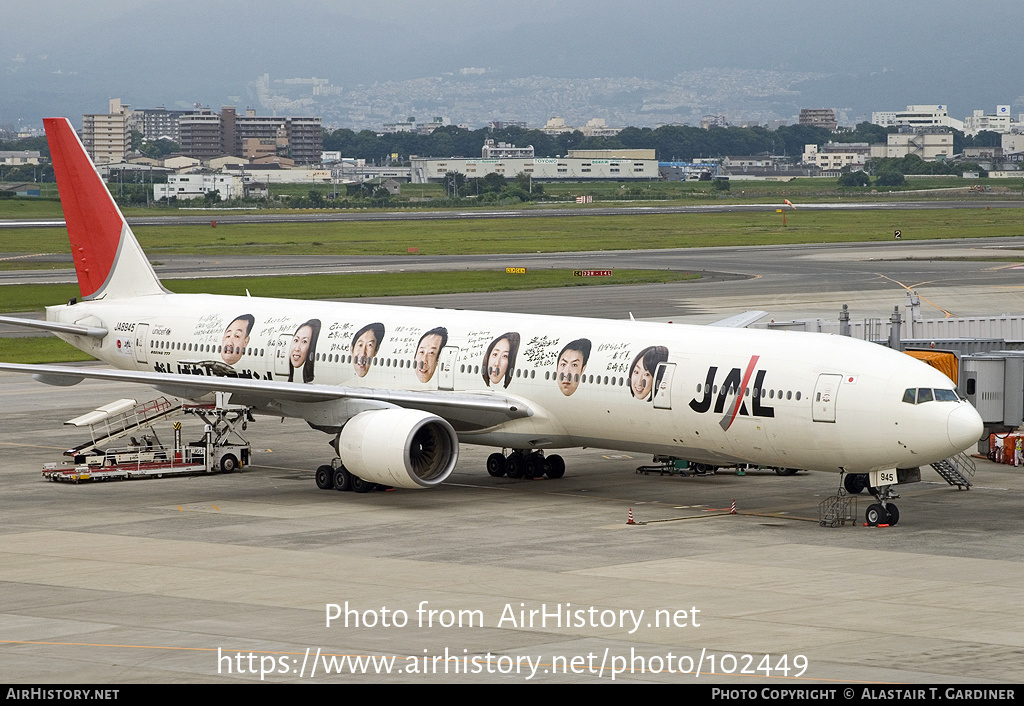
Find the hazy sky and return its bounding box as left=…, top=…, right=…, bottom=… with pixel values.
left=2, top=0, right=1022, bottom=128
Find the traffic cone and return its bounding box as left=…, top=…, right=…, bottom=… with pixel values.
left=627, top=508, right=635, bottom=525
left=730, top=499, right=736, bottom=514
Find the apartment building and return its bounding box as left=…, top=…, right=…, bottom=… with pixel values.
left=81, top=99, right=132, bottom=164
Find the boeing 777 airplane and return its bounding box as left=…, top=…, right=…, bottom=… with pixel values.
left=0, top=118, right=984, bottom=526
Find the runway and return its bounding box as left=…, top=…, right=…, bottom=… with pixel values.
left=2, top=237, right=1024, bottom=684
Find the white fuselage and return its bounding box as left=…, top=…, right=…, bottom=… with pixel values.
left=49, top=291, right=981, bottom=474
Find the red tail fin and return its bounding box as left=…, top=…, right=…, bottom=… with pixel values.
left=44, top=118, right=164, bottom=300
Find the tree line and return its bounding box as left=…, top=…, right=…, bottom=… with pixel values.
left=322, top=122, right=890, bottom=163
left=323, top=122, right=1008, bottom=165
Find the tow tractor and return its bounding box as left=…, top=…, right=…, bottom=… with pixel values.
left=42, top=392, right=253, bottom=483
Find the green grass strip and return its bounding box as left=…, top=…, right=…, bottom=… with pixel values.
left=0, top=336, right=95, bottom=363
left=2, top=208, right=1023, bottom=257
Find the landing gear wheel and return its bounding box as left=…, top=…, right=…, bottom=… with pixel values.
left=865, top=503, right=888, bottom=526
left=524, top=452, right=545, bottom=479
left=315, top=465, right=335, bottom=490
left=220, top=454, right=239, bottom=473
left=505, top=452, right=525, bottom=479
left=350, top=475, right=373, bottom=493
left=775, top=467, right=799, bottom=476
left=544, top=454, right=565, bottom=479
left=333, top=467, right=352, bottom=492
left=844, top=473, right=868, bottom=494
left=486, top=452, right=507, bottom=477
left=885, top=503, right=899, bottom=526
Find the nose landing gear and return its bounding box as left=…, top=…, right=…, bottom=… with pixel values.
left=865, top=484, right=900, bottom=526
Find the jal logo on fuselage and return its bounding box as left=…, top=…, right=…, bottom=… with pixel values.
left=689, top=355, right=774, bottom=430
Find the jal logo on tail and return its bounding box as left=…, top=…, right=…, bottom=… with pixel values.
left=689, top=355, right=775, bottom=430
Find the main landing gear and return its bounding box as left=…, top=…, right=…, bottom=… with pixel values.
left=315, top=460, right=386, bottom=493
left=841, top=472, right=899, bottom=526
left=486, top=450, right=565, bottom=480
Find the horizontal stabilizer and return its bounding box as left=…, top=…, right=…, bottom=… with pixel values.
left=0, top=315, right=107, bottom=339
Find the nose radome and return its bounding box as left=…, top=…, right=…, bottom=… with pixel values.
left=948, top=404, right=984, bottom=451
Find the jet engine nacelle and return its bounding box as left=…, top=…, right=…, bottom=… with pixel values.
left=338, top=408, right=459, bottom=489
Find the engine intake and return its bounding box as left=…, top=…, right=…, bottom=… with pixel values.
left=338, top=408, right=459, bottom=489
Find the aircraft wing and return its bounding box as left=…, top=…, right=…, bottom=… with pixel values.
left=0, top=362, right=531, bottom=431
left=707, top=310, right=769, bottom=328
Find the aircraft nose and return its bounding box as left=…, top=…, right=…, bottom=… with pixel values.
left=948, top=404, right=984, bottom=451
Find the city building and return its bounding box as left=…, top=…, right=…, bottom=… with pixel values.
left=153, top=173, right=244, bottom=201
left=871, top=128, right=955, bottom=162
left=802, top=142, right=870, bottom=170
left=178, top=110, right=224, bottom=160
left=330, top=159, right=412, bottom=183
left=1002, top=134, right=1024, bottom=154
left=0, top=151, right=42, bottom=166
left=417, top=117, right=449, bottom=135
left=481, top=140, right=534, bottom=159
left=799, top=108, right=838, bottom=131
left=381, top=116, right=449, bottom=136
left=488, top=120, right=527, bottom=131
left=133, top=106, right=190, bottom=142
left=81, top=99, right=132, bottom=164
left=658, top=162, right=719, bottom=181
left=161, top=155, right=202, bottom=172
left=177, top=106, right=322, bottom=164
left=579, top=118, right=623, bottom=137
left=411, top=148, right=657, bottom=183
left=721, top=155, right=781, bottom=169
left=567, top=149, right=655, bottom=161
left=871, top=105, right=964, bottom=131
left=700, top=115, right=728, bottom=129
left=540, top=117, right=574, bottom=135
left=963, top=106, right=1022, bottom=136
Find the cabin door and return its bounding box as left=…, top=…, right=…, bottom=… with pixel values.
left=133, top=323, right=150, bottom=365
left=653, top=362, right=676, bottom=410
left=437, top=346, right=459, bottom=391
left=273, top=333, right=293, bottom=378
left=812, top=373, right=842, bottom=423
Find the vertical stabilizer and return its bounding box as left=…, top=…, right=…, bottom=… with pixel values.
left=44, top=117, right=166, bottom=300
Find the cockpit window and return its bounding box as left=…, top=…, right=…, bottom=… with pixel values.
left=902, top=387, right=961, bottom=404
